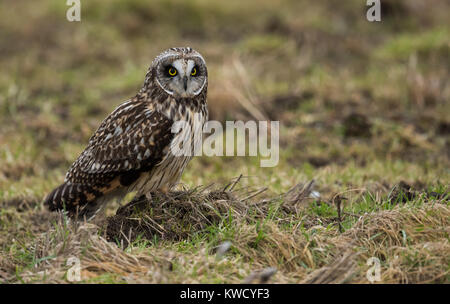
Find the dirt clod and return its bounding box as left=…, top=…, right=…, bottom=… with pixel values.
left=104, top=189, right=240, bottom=246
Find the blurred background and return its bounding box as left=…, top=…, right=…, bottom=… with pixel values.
left=0, top=0, right=449, bottom=199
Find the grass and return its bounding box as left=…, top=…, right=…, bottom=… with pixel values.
left=0, top=0, right=449, bottom=283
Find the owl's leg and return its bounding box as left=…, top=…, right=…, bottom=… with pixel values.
left=139, top=186, right=170, bottom=203
left=145, top=192, right=153, bottom=201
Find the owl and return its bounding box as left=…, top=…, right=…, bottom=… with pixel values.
left=45, top=47, right=208, bottom=218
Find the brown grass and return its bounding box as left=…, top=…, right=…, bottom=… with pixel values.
left=1, top=181, right=448, bottom=283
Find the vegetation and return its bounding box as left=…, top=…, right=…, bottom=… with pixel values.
left=0, top=0, right=449, bottom=283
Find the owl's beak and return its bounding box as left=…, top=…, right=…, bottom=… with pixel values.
left=183, top=76, right=188, bottom=91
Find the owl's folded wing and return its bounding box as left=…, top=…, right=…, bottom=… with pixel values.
left=65, top=101, right=175, bottom=184
left=45, top=101, right=176, bottom=216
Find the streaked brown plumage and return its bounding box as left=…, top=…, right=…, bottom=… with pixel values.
left=45, top=47, right=208, bottom=218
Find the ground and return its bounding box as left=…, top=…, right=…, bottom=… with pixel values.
left=0, top=0, right=449, bottom=283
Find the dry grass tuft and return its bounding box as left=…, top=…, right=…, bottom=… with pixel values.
left=332, top=203, right=450, bottom=283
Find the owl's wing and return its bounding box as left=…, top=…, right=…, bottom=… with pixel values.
left=45, top=100, right=177, bottom=217
left=65, top=100, right=175, bottom=185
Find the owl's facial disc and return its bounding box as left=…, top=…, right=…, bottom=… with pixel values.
left=156, top=57, right=207, bottom=98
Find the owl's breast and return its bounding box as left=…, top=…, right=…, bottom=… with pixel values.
left=130, top=108, right=207, bottom=195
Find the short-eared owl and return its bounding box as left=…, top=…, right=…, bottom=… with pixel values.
left=45, top=47, right=208, bottom=218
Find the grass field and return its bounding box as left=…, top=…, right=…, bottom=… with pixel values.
left=0, top=0, right=449, bottom=283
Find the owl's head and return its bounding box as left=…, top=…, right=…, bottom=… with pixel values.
left=148, top=47, right=207, bottom=98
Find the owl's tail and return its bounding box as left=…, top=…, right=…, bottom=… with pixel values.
left=44, top=183, right=105, bottom=218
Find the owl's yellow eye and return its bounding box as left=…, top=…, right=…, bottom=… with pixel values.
left=191, top=67, right=197, bottom=76
left=168, top=67, right=177, bottom=76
